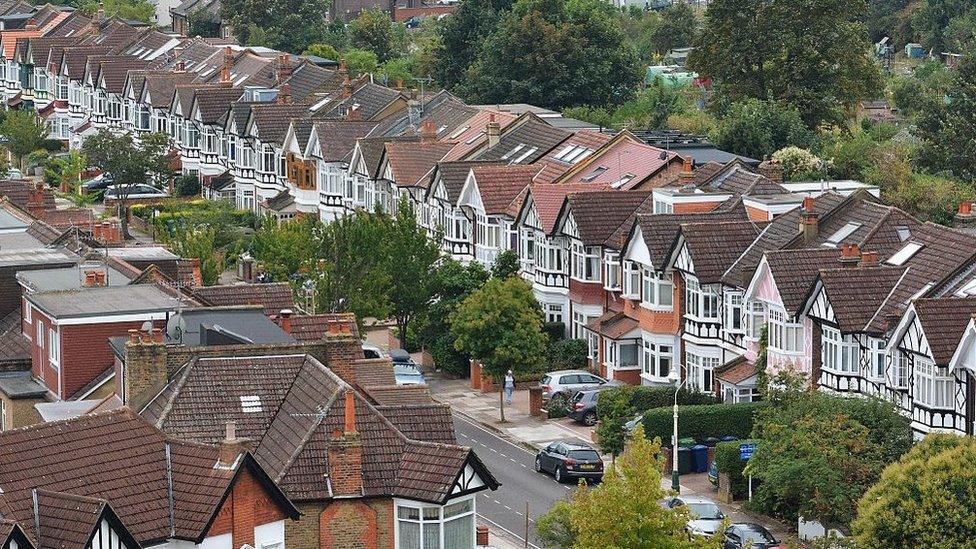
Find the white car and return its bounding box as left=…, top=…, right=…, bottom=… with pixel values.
left=540, top=370, right=612, bottom=407
left=664, top=496, right=726, bottom=537
left=104, top=184, right=169, bottom=200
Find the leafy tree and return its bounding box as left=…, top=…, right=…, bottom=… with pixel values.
left=174, top=175, right=201, bottom=197
left=344, top=48, right=380, bottom=77
left=649, top=1, right=697, bottom=55
left=303, top=43, right=341, bottom=61
left=1, top=110, right=49, bottom=171
left=221, top=0, right=329, bottom=54
left=349, top=9, right=400, bottom=62
left=435, top=0, right=513, bottom=89
left=187, top=8, right=222, bottom=37
left=382, top=197, right=443, bottom=347
left=912, top=0, right=972, bottom=53
left=770, top=146, right=826, bottom=180
left=562, top=106, right=612, bottom=129
left=81, top=0, right=155, bottom=23
left=311, top=211, right=391, bottom=320
left=690, top=0, right=882, bottom=127
left=886, top=172, right=975, bottom=226
left=853, top=434, right=976, bottom=548
left=82, top=130, right=171, bottom=238
left=490, top=249, right=520, bottom=279
left=462, top=0, right=641, bottom=110
left=538, top=426, right=720, bottom=548
left=611, top=82, right=688, bottom=129
left=377, top=58, right=415, bottom=87
left=170, top=227, right=226, bottom=286
left=545, top=339, right=588, bottom=371
left=54, top=150, right=86, bottom=193
left=711, top=98, right=814, bottom=160
left=915, top=45, right=976, bottom=182
left=451, top=276, right=547, bottom=421
left=864, top=0, right=910, bottom=44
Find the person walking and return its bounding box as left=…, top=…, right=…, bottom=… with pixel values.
left=504, top=370, right=515, bottom=405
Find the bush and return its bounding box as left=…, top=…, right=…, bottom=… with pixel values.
left=546, top=399, right=568, bottom=419
left=542, top=322, right=565, bottom=342
left=175, top=174, right=201, bottom=197
left=715, top=438, right=760, bottom=500
left=642, top=402, right=767, bottom=445
left=545, top=339, right=588, bottom=371
left=595, top=386, right=721, bottom=455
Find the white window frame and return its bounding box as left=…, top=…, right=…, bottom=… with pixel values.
left=395, top=497, right=476, bottom=549
left=686, top=352, right=718, bottom=394
left=48, top=327, right=59, bottom=368
left=571, top=242, right=600, bottom=282
left=726, top=292, right=744, bottom=333
left=640, top=269, right=674, bottom=311
left=35, top=322, right=43, bottom=350
left=622, top=260, right=640, bottom=299
left=604, top=252, right=620, bottom=290
left=641, top=337, right=673, bottom=380
left=891, top=350, right=909, bottom=389
left=23, top=301, right=31, bottom=325
left=767, top=308, right=803, bottom=354
left=912, top=356, right=953, bottom=410
left=744, top=301, right=765, bottom=340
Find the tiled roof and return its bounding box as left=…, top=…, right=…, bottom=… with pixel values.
left=192, top=85, right=244, bottom=126
left=817, top=265, right=907, bottom=334
left=142, top=71, right=196, bottom=108
left=382, top=91, right=478, bottom=139
left=0, top=309, right=29, bottom=367
left=283, top=61, right=342, bottom=101
left=61, top=45, right=111, bottom=79
left=701, top=164, right=785, bottom=196
left=556, top=133, right=678, bottom=189
left=716, top=356, right=755, bottom=385
left=356, top=136, right=408, bottom=179
left=563, top=190, right=652, bottom=245
left=677, top=220, right=760, bottom=284
left=384, top=140, right=454, bottom=188
left=586, top=310, right=639, bottom=339
left=763, top=248, right=842, bottom=316
left=249, top=102, right=311, bottom=145
left=366, top=385, right=434, bottom=406
left=0, top=179, right=55, bottom=210
left=375, top=403, right=456, bottom=445
left=913, top=297, right=976, bottom=366
left=532, top=130, right=613, bottom=185
left=442, top=109, right=518, bottom=161
left=428, top=160, right=498, bottom=202
left=96, top=56, right=149, bottom=94
left=324, top=81, right=402, bottom=121
left=471, top=164, right=540, bottom=216
left=263, top=189, right=294, bottom=212
left=470, top=113, right=570, bottom=164
left=634, top=200, right=749, bottom=270
left=191, top=282, right=295, bottom=316
left=38, top=208, right=93, bottom=230
left=530, top=183, right=602, bottom=235
left=312, top=119, right=379, bottom=162
left=288, top=313, right=361, bottom=342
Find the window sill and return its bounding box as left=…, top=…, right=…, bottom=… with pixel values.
left=684, top=314, right=721, bottom=323
left=640, top=302, right=674, bottom=312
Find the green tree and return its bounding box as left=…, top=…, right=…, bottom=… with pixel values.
left=711, top=98, right=814, bottom=160
left=344, top=48, right=380, bottom=77
left=539, top=426, right=720, bottom=548
left=649, top=1, right=696, bottom=55
left=170, top=226, right=226, bottom=286
left=462, top=0, right=640, bottom=110
left=1, top=110, right=49, bottom=171
left=915, top=45, right=976, bottom=182
left=311, top=211, right=391, bottom=320
left=187, top=8, right=222, bottom=37
left=221, top=0, right=329, bottom=54
left=490, top=249, right=520, bottom=279
left=451, top=276, right=546, bottom=421
left=349, top=9, right=400, bottom=62
left=82, top=130, right=171, bottom=238
left=690, top=0, right=882, bottom=127
left=853, top=434, right=976, bottom=548
left=912, top=0, right=972, bottom=53
left=435, top=0, right=513, bottom=89
left=54, top=150, right=86, bottom=193
left=611, top=82, right=688, bottom=129
left=82, top=0, right=155, bottom=23
left=303, top=43, right=341, bottom=61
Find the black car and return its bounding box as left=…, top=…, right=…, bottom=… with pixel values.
left=389, top=348, right=416, bottom=366
left=723, top=524, right=785, bottom=549
left=81, top=172, right=114, bottom=192
left=534, top=441, right=604, bottom=483
left=567, top=389, right=601, bottom=426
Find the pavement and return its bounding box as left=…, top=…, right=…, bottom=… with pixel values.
left=428, top=374, right=799, bottom=547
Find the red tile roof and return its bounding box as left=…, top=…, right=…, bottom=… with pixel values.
left=471, top=164, right=541, bottom=216
left=556, top=133, right=678, bottom=189
left=529, top=183, right=603, bottom=235
left=191, top=282, right=295, bottom=316
left=384, top=140, right=455, bottom=188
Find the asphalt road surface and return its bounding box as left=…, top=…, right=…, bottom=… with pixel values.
left=454, top=415, right=573, bottom=548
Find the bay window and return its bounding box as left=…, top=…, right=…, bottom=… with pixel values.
left=520, top=228, right=536, bottom=266
left=396, top=498, right=475, bottom=549
left=622, top=261, right=640, bottom=298
left=476, top=215, right=501, bottom=249
left=726, top=292, right=744, bottom=333
left=261, top=146, right=276, bottom=172
left=745, top=301, right=765, bottom=339
left=868, top=338, right=886, bottom=380
left=891, top=350, right=909, bottom=389
left=767, top=308, right=803, bottom=354
left=107, top=95, right=122, bottom=120
left=538, top=240, right=563, bottom=273
left=604, top=252, right=620, bottom=290
left=571, top=243, right=600, bottom=282
left=545, top=303, right=563, bottom=324
left=685, top=278, right=719, bottom=320
left=821, top=327, right=857, bottom=374
left=185, top=122, right=200, bottom=148
left=642, top=338, right=673, bottom=380
left=686, top=352, right=718, bottom=393
left=620, top=341, right=639, bottom=368
left=912, top=357, right=953, bottom=409
left=202, top=127, right=217, bottom=153
left=57, top=77, right=68, bottom=100
left=641, top=269, right=673, bottom=310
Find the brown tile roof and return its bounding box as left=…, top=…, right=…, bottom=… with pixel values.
left=0, top=179, right=55, bottom=211
left=676, top=220, right=760, bottom=284
left=288, top=313, right=361, bottom=342
left=532, top=130, right=613, bottom=185
left=586, top=310, right=639, bottom=339
left=352, top=358, right=396, bottom=389
left=817, top=265, right=907, bottom=334
left=142, top=71, right=196, bottom=108
left=365, top=385, right=434, bottom=406
left=563, top=190, right=652, bottom=245
left=699, top=164, right=786, bottom=196
left=472, top=164, right=540, bottom=216
left=61, top=45, right=111, bottom=79
left=323, top=82, right=402, bottom=121
left=38, top=208, right=94, bottom=230
left=912, top=297, right=976, bottom=366
left=96, top=56, right=149, bottom=94
left=375, top=403, right=456, bottom=445
left=191, top=282, right=294, bottom=316
left=0, top=309, right=29, bottom=367
left=282, top=61, right=342, bottom=101
left=530, top=183, right=601, bottom=235
left=634, top=200, right=749, bottom=270
left=192, top=85, right=244, bottom=126
left=249, top=102, right=311, bottom=145
left=34, top=489, right=129, bottom=549
left=763, top=248, right=842, bottom=316
left=469, top=113, right=570, bottom=164
left=716, top=356, right=755, bottom=385
left=384, top=140, right=455, bottom=188
left=313, top=119, right=379, bottom=162
left=428, top=160, right=499, bottom=203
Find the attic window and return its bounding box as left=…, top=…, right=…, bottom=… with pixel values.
left=955, top=278, right=976, bottom=297
left=555, top=145, right=593, bottom=164
left=886, top=242, right=923, bottom=266
left=448, top=126, right=469, bottom=139
left=240, top=395, right=263, bottom=413
left=501, top=144, right=525, bottom=160
left=581, top=166, right=608, bottom=182
left=610, top=174, right=635, bottom=189
left=822, top=222, right=862, bottom=247
left=512, top=146, right=538, bottom=164
left=464, top=131, right=484, bottom=145
left=436, top=125, right=448, bottom=135
left=896, top=226, right=911, bottom=242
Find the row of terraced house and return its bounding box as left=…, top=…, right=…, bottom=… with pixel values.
left=5, top=3, right=976, bottom=441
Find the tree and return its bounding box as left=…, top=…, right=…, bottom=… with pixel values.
left=490, top=249, right=520, bottom=279
left=770, top=146, right=826, bottom=180
left=461, top=0, right=641, bottom=110
left=435, top=0, right=513, bottom=89
left=381, top=197, right=443, bottom=347
left=915, top=45, right=976, bottom=183
left=711, top=98, right=814, bottom=160
left=451, top=276, right=547, bottom=421
left=852, top=434, right=976, bottom=548
left=349, top=9, right=400, bottom=62
left=649, top=1, right=697, bottom=55
left=344, top=48, right=380, bottom=77
left=690, top=0, right=882, bottom=127
left=611, top=82, right=688, bottom=129
left=537, top=426, right=720, bottom=548
left=912, top=0, right=972, bottom=53
left=170, top=227, right=226, bottom=286
left=187, top=8, right=222, bottom=38
left=54, top=150, right=85, bottom=193
left=311, top=211, right=391, bottom=319
left=303, top=43, right=341, bottom=61
left=747, top=391, right=911, bottom=528
left=1, top=110, right=49, bottom=171
left=82, top=0, right=155, bottom=23
left=82, top=130, right=171, bottom=238
left=221, top=0, right=329, bottom=54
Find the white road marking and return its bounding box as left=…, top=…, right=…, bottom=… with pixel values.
left=476, top=514, right=541, bottom=549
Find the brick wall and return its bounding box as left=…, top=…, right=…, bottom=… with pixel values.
left=318, top=498, right=394, bottom=549
left=27, top=308, right=58, bottom=395
left=568, top=279, right=603, bottom=307
left=674, top=200, right=723, bottom=214
left=745, top=205, right=771, bottom=222
left=0, top=394, right=44, bottom=430
left=122, top=334, right=168, bottom=409
left=0, top=262, right=74, bottom=317
left=60, top=319, right=161, bottom=399
left=208, top=467, right=289, bottom=546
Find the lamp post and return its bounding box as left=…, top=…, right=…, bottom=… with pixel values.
left=670, top=364, right=688, bottom=494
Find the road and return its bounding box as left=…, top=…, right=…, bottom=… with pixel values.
left=454, top=415, right=572, bottom=548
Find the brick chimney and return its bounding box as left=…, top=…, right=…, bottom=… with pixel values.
left=394, top=78, right=404, bottom=91
left=25, top=18, right=37, bottom=31
left=346, top=103, right=361, bottom=121
left=174, top=61, right=186, bottom=73
left=217, top=421, right=244, bottom=469
left=341, top=73, right=352, bottom=99
left=758, top=159, right=784, bottom=184
left=678, top=156, right=694, bottom=184
left=859, top=250, right=879, bottom=266
left=954, top=201, right=976, bottom=230
left=121, top=324, right=168, bottom=408
left=328, top=390, right=363, bottom=496
left=83, top=268, right=107, bottom=287
left=278, top=308, right=293, bottom=333
left=799, top=196, right=819, bottom=244
left=839, top=243, right=861, bottom=266
left=276, top=83, right=291, bottom=104
left=26, top=183, right=46, bottom=219
left=486, top=113, right=500, bottom=149
left=276, top=54, right=292, bottom=85
left=420, top=119, right=437, bottom=142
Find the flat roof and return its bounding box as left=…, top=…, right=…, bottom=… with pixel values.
left=0, top=209, right=27, bottom=231
left=105, top=246, right=179, bottom=261
left=0, top=371, right=47, bottom=399
left=0, top=247, right=77, bottom=267
left=28, top=284, right=178, bottom=319
left=169, top=306, right=294, bottom=346
left=35, top=400, right=96, bottom=422
left=17, top=265, right=132, bottom=292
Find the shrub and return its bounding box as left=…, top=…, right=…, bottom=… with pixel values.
left=545, top=339, right=588, bottom=372
left=715, top=438, right=760, bottom=500
left=642, top=402, right=766, bottom=445
left=174, top=174, right=201, bottom=197
left=595, top=386, right=721, bottom=455
left=542, top=322, right=565, bottom=342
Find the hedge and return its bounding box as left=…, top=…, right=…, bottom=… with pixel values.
left=715, top=438, right=761, bottom=500
left=641, top=401, right=767, bottom=445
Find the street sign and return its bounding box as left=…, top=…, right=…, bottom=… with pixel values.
left=739, top=443, right=757, bottom=461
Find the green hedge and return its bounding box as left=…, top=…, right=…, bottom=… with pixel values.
left=641, top=401, right=767, bottom=445
left=715, top=438, right=760, bottom=500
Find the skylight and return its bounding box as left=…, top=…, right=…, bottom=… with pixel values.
left=554, top=145, right=594, bottom=164
left=886, top=242, right=923, bottom=266
left=464, top=131, right=485, bottom=145
left=512, top=146, right=538, bottom=164
left=240, top=395, right=263, bottom=413
left=501, top=144, right=525, bottom=160
left=581, top=166, right=608, bottom=182
left=436, top=125, right=448, bottom=135
left=896, top=226, right=911, bottom=242
left=822, top=222, right=862, bottom=247
left=448, top=126, right=469, bottom=139
left=610, top=174, right=635, bottom=189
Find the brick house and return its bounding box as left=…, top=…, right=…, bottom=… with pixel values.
left=0, top=408, right=299, bottom=548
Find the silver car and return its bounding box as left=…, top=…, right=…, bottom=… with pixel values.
left=540, top=370, right=609, bottom=407
left=664, top=496, right=726, bottom=537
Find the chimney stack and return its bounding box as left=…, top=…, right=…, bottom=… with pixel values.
left=25, top=18, right=37, bottom=31
left=121, top=323, right=168, bottom=408
left=860, top=250, right=879, bottom=266
left=839, top=243, right=861, bottom=266
left=799, top=196, right=819, bottom=244
left=394, top=78, right=404, bottom=91
left=758, top=159, right=784, bottom=184
left=955, top=201, right=976, bottom=230
left=278, top=308, right=293, bottom=333
left=276, top=54, right=292, bottom=85
left=346, top=103, right=361, bottom=121
left=26, top=183, right=46, bottom=219
left=486, top=113, right=500, bottom=149
left=678, top=156, right=694, bottom=184
left=420, top=119, right=437, bottom=142
left=328, top=390, right=363, bottom=496
left=276, top=83, right=291, bottom=104
left=83, top=269, right=107, bottom=287
left=174, top=61, right=186, bottom=73
left=217, top=421, right=243, bottom=469
left=341, top=72, right=352, bottom=99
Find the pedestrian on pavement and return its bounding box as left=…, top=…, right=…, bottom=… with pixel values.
left=504, top=370, right=515, bottom=405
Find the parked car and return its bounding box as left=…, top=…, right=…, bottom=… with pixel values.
left=104, top=183, right=168, bottom=200
left=723, top=524, right=785, bottom=549
left=389, top=348, right=417, bottom=366
left=624, top=413, right=644, bottom=436
left=664, top=496, right=726, bottom=538
left=7, top=168, right=23, bottom=180
left=567, top=388, right=610, bottom=426
left=362, top=344, right=385, bottom=359
left=534, top=441, right=604, bottom=483
left=81, top=172, right=114, bottom=192
left=540, top=370, right=610, bottom=407
left=394, top=364, right=426, bottom=386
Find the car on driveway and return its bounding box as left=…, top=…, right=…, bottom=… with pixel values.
left=722, top=524, right=785, bottom=549
left=567, top=388, right=607, bottom=426
left=534, top=441, right=604, bottom=483
left=540, top=370, right=611, bottom=408
left=81, top=172, right=114, bottom=192
left=104, top=183, right=169, bottom=200
left=394, top=364, right=426, bottom=386
left=664, top=496, right=726, bottom=538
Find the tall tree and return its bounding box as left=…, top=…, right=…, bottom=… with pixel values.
left=853, top=434, right=976, bottom=548
left=690, top=0, right=882, bottom=127
left=912, top=0, right=972, bottom=54
left=461, top=0, right=640, bottom=110
left=537, top=426, right=720, bottom=548
left=312, top=211, right=391, bottom=320
left=915, top=45, right=976, bottom=183
left=451, top=276, right=546, bottom=421
left=711, top=98, right=814, bottom=160
left=1, top=110, right=49, bottom=171
left=649, top=1, right=697, bottom=55
left=170, top=227, right=226, bottom=285
left=221, top=0, right=329, bottom=53
left=82, top=130, right=172, bottom=238
left=81, top=0, right=155, bottom=23
left=349, top=9, right=400, bottom=62
left=435, top=0, right=513, bottom=89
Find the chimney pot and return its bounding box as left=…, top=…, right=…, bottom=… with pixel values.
left=860, top=250, right=879, bottom=266
left=128, top=329, right=139, bottom=343
left=217, top=421, right=242, bottom=468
